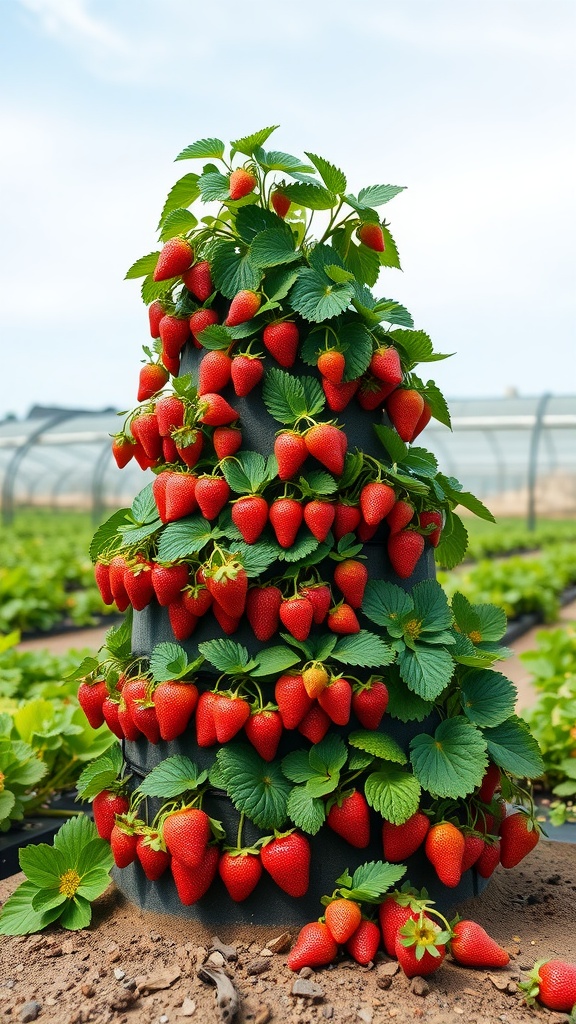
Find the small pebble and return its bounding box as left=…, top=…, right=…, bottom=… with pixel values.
left=114, top=968, right=126, bottom=980
left=19, top=1003, right=42, bottom=1024
left=291, top=977, right=324, bottom=1000
left=410, top=977, right=430, bottom=997
left=299, top=967, right=314, bottom=979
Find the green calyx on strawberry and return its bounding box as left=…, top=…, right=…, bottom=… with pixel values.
left=396, top=913, right=451, bottom=977
left=520, top=958, right=576, bottom=1012
left=205, top=552, right=248, bottom=619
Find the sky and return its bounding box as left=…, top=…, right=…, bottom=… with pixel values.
left=1, top=0, right=574, bottom=420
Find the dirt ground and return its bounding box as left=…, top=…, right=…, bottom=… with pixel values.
left=1, top=839, right=575, bottom=1024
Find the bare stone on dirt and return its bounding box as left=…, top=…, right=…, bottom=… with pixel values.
left=19, top=1003, right=42, bottom=1023
left=210, top=937, right=238, bottom=962
left=247, top=958, right=270, bottom=976
left=141, top=965, right=182, bottom=992
left=177, top=997, right=196, bottom=1016
left=410, top=977, right=430, bottom=997
left=291, top=977, right=324, bottom=1000
left=267, top=932, right=292, bottom=954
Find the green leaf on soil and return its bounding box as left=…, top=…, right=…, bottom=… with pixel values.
left=0, top=880, right=63, bottom=935
left=410, top=717, right=488, bottom=798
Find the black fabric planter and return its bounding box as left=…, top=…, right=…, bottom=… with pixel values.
left=114, top=338, right=491, bottom=922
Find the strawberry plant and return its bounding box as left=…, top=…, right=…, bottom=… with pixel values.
left=59, top=127, right=546, bottom=919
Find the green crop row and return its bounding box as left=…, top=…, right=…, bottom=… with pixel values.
left=463, top=517, right=576, bottom=562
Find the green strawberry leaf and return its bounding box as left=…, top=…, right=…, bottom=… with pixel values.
left=373, top=424, right=408, bottom=464
left=233, top=541, right=279, bottom=577
left=220, top=451, right=276, bottom=493
left=216, top=743, right=291, bottom=830
left=158, top=208, right=197, bottom=242
left=210, top=239, right=262, bottom=299
left=460, top=669, right=517, bottom=728
left=309, top=734, right=349, bottom=777
left=286, top=788, right=326, bottom=835
left=157, top=517, right=220, bottom=560
left=348, top=730, right=406, bottom=764
left=451, top=490, right=495, bottom=523
left=410, top=717, right=488, bottom=798
left=175, top=138, right=225, bottom=161
left=304, top=153, right=347, bottom=194
left=483, top=716, right=545, bottom=779
left=401, top=448, right=438, bottom=478
left=125, top=252, right=161, bottom=280
left=253, top=149, right=316, bottom=175
left=344, top=860, right=407, bottom=903
left=231, top=126, right=279, bottom=157
left=338, top=321, right=374, bottom=381
left=281, top=182, right=337, bottom=209
left=252, top=646, right=302, bottom=678
left=158, top=173, right=201, bottom=226
left=435, top=511, right=469, bottom=569
left=380, top=226, right=402, bottom=270
left=397, top=644, right=454, bottom=700
left=88, top=509, right=129, bottom=562
left=197, top=639, right=257, bottom=675
left=263, top=265, right=300, bottom=303
left=411, top=376, right=451, bottom=429
left=194, top=325, right=233, bottom=350
left=249, top=227, right=299, bottom=269
left=411, top=581, right=454, bottom=634
left=234, top=205, right=280, bottom=243
left=363, top=580, right=414, bottom=631
left=290, top=269, right=354, bottom=322
left=137, top=756, right=208, bottom=798
left=262, top=368, right=325, bottom=425
left=149, top=642, right=193, bottom=682
left=330, top=631, right=395, bottom=669
left=282, top=750, right=318, bottom=783
left=76, top=747, right=122, bottom=801
left=277, top=532, right=319, bottom=564
left=371, top=297, right=414, bottom=328
left=0, top=881, right=63, bottom=935
left=354, top=184, right=406, bottom=208
left=332, top=229, right=381, bottom=288
left=364, top=767, right=422, bottom=825
left=386, top=669, right=435, bottom=723
left=389, top=329, right=449, bottom=368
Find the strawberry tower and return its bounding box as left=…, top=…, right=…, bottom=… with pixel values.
left=83, top=128, right=544, bottom=923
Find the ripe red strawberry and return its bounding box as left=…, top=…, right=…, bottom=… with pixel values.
left=229, top=167, right=257, bottom=200
left=325, top=899, right=362, bottom=944
left=425, top=822, right=465, bottom=887
left=159, top=314, right=190, bottom=358
left=412, top=400, right=432, bottom=440
left=171, top=844, right=219, bottom=905
left=206, top=560, right=248, bottom=617
left=102, top=696, right=124, bottom=739
left=360, top=482, right=396, bottom=526
left=298, top=703, right=331, bottom=743
left=123, top=677, right=160, bottom=744
left=153, top=680, right=198, bottom=741
left=195, top=475, right=231, bottom=520
left=213, top=425, right=242, bottom=459
left=317, top=350, right=345, bottom=384
left=124, top=560, right=155, bottom=611
left=299, top=583, right=331, bottom=624
left=189, top=307, right=219, bottom=344
left=244, top=709, right=283, bottom=761
left=461, top=832, right=485, bottom=872
left=218, top=850, right=262, bottom=902
left=327, top=790, right=370, bottom=848
left=327, top=603, right=360, bottom=634
left=111, top=433, right=135, bottom=469
left=168, top=597, right=198, bottom=641
left=151, top=562, right=190, bottom=606
left=305, top=423, right=347, bottom=476
left=386, top=388, right=425, bottom=442
left=164, top=472, right=198, bottom=521
left=333, top=559, right=368, bottom=609
left=131, top=412, right=162, bottom=460
left=77, top=678, right=108, bottom=729
left=260, top=832, right=310, bottom=897
left=155, top=395, right=185, bottom=436
left=224, top=290, right=261, bottom=327
left=333, top=502, right=362, bottom=540
left=477, top=762, right=501, bottom=804
left=476, top=840, right=501, bottom=878
left=172, top=427, right=204, bottom=468
left=195, top=690, right=218, bottom=747
left=152, top=471, right=171, bottom=522
left=231, top=495, right=269, bottom=544
left=163, top=807, right=211, bottom=868
left=213, top=693, right=251, bottom=743
left=358, top=519, right=379, bottom=542
left=94, top=560, right=114, bottom=605
left=162, top=435, right=180, bottom=462
left=161, top=347, right=180, bottom=377
left=382, top=811, right=430, bottom=862
left=274, top=674, right=312, bottom=729
left=523, top=959, right=576, bottom=1012
left=499, top=811, right=540, bottom=868
left=346, top=919, right=381, bottom=965
left=357, top=374, right=398, bottom=410
left=279, top=596, right=314, bottom=641
left=213, top=603, right=241, bottom=634
left=92, top=790, right=129, bottom=841
left=303, top=500, right=335, bottom=542
left=369, top=346, right=403, bottom=385
left=318, top=676, right=352, bottom=725
left=182, top=260, right=214, bottom=302
left=269, top=497, right=303, bottom=548
left=322, top=378, right=359, bottom=412
left=302, top=664, right=329, bottom=699
left=110, top=823, right=139, bottom=868
left=108, top=555, right=130, bottom=612
left=246, top=585, right=282, bottom=641
left=287, top=922, right=338, bottom=971
left=148, top=299, right=165, bottom=338
left=230, top=354, right=264, bottom=396
left=386, top=499, right=415, bottom=535
left=357, top=222, right=385, bottom=252
left=198, top=350, right=232, bottom=395
left=352, top=680, right=389, bottom=730
left=388, top=530, right=425, bottom=578
left=450, top=921, right=510, bottom=968
left=198, top=393, right=239, bottom=426
left=182, top=581, right=212, bottom=618
left=419, top=510, right=443, bottom=547
left=136, top=832, right=171, bottom=881
left=132, top=440, right=158, bottom=471
left=274, top=431, right=308, bottom=480
left=153, top=237, right=193, bottom=281
left=271, top=190, right=291, bottom=219
left=379, top=892, right=421, bottom=957
left=262, top=320, right=300, bottom=367
left=137, top=362, right=168, bottom=402
left=395, top=916, right=447, bottom=977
